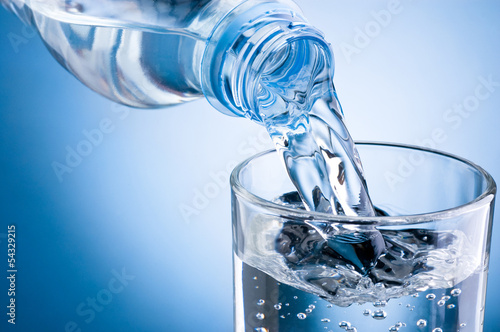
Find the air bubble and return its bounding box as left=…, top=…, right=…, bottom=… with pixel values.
left=416, top=319, right=427, bottom=327
left=346, top=327, right=357, bottom=332
left=293, top=296, right=298, bottom=300
left=253, top=276, right=258, bottom=280
left=254, top=328, right=268, bottom=332
left=460, top=323, right=467, bottom=327
left=274, top=304, right=282, bottom=310
left=256, top=313, right=265, bottom=320
left=426, top=294, right=436, bottom=300
left=321, top=318, right=331, bottom=323
left=309, top=304, right=316, bottom=309
left=451, top=288, right=462, bottom=296
left=371, top=310, right=387, bottom=320
left=305, top=309, right=312, bottom=314
left=280, top=315, right=285, bottom=319
left=437, top=300, right=445, bottom=306
left=363, top=309, right=371, bottom=316
left=297, top=313, right=307, bottom=320
left=65, top=1, right=84, bottom=13
left=447, top=304, right=455, bottom=309
left=373, top=301, right=387, bottom=307
left=432, top=328, right=443, bottom=332
left=441, top=296, right=450, bottom=302
left=388, top=326, right=398, bottom=331
left=412, top=293, right=419, bottom=298
left=257, top=299, right=265, bottom=306
left=326, top=304, right=333, bottom=308
left=339, top=321, right=351, bottom=328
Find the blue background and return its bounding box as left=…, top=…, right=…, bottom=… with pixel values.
left=0, top=0, right=499, bottom=331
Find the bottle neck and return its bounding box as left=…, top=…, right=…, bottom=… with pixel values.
left=201, top=0, right=334, bottom=121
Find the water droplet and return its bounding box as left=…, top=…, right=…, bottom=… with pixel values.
left=432, top=328, right=443, bottom=332
left=447, top=304, right=455, bottom=309
left=451, top=288, right=462, bottom=297
left=321, top=318, right=331, bottom=323
left=437, top=300, right=445, bottom=306
left=426, top=294, right=436, bottom=300
left=371, top=310, right=387, bottom=320
left=254, top=328, right=268, bottom=332
left=339, top=321, right=351, bottom=329
left=416, top=319, right=427, bottom=327
left=257, top=299, right=265, bottom=306
left=256, top=313, right=265, bottom=320
left=363, top=309, right=371, bottom=316
left=297, top=313, right=307, bottom=320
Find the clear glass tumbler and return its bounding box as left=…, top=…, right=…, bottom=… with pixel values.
left=231, top=142, right=496, bottom=332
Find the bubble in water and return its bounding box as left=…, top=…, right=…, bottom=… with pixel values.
left=426, top=294, right=436, bottom=300
left=326, top=304, right=333, bottom=308
left=372, top=310, right=387, bottom=320
left=255, top=328, right=268, bottom=332
left=388, top=327, right=398, bottom=332
left=373, top=301, right=387, bottom=307
left=280, top=315, right=285, bottom=319
left=363, top=309, right=371, bottom=316
left=437, top=300, right=445, bottom=306
left=447, top=304, right=455, bottom=309
left=416, top=319, right=427, bottom=327
left=412, top=293, right=419, bottom=298
left=256, top=313, right=265, bottom=320
left=308, top=229, right=317, bottom=234
left=274, top=304, right=282, bottom=310
left=346, top=327, right=357, bottom=332
left=395, top=322, right=406, bottom=327
left=309, top=304, right=316, bottom=309
left=305, top=309, right=312, bottom=313
left=257, top=299, right=265, bottom=306
left=293, top=296, right=298, bottom=300
left=441, top=296, right=450, bottom=302
left=285, top=303, right=290, bottom=307
left=339, top=321, right=351, bottom=329
left=65, top=1, right=84, bottom=13
left=297, top=313, right=307, bottom=320
left=460, top=323, right=467, bottom=327
left=321, top=318, right=331, bottom=323
left=253, top=276, right=258, bottom=280
left=432, top=329, right=443, bottom=332
left=451, top=288, right=462, bottom=297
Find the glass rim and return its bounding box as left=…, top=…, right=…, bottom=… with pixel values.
left=230, top=141, right=497, bottom=225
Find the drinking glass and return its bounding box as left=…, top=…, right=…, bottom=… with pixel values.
left=231, top=142, right=496, bottom=332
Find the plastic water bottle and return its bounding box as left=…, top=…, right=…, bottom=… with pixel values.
left=1, top=0, right=330, bottom=118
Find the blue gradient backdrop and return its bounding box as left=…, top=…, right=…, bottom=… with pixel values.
left=0, top=1, right=499, bottom=331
